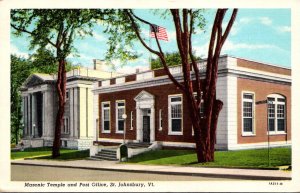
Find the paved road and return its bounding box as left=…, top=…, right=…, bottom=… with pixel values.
left=12, top=165, right=237, bottom=181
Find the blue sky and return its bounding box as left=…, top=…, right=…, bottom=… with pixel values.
left=11, top=9, right=291, bottom=74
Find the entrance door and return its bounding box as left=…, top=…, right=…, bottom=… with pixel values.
left=143, top=116, right=150, bottom=143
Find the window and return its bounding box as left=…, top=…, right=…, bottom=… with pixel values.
left=242, top=93, right=254, bottom=135
left=61, top=117, right=69, bottom=134
left=66, top=89, right=69, bottom=100
left=116, top=101, right=125, bottom=133
left=168, top=95, right=183, bottom=135
left=101, top=102, right=110, bottom=133
left=267, top=94, right=286, bottom=134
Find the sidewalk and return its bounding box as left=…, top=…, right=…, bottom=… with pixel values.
left=11, top=159, right=291, bottom=180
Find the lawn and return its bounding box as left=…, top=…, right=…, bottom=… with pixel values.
left=127, top=147, right=291, bottom=169
left=11, top=147, right=89, bottom=160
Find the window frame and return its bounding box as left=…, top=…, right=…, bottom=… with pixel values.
left=101, top=101, right=111, bottom=133
left=267, top=94, right=286, bottom=135
left=61, top=117, right=70, bottom=134
left=65, top=89, right=70, bottom=101
left=116, top=100, right=126, bottom=134
left=242, top=91, right=255, bottom=136
left=168, top=94, right=183, bottom=135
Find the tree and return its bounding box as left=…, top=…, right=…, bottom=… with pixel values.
left=116, top=9, right=238, bottom=162
left=151, top=51, right=201, bottom=69
left=10, top=55, right=32, bottom=145
left=10, top=52, right=72, bottom=145
left=11, top=9, right=109, bottom=158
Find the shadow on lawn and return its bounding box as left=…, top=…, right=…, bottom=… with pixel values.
left=32, top=150, right=90, bottom=161
left=128, top=150, right=196, bottom=163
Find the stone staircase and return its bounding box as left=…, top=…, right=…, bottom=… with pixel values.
left=126, top=142, right=152, bottom=149
left=91, top=148, right=118, bottom=161
left=90, top=142, right=153, bottom=161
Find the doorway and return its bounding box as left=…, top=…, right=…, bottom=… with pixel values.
left=143, top=116, right=150, bottom=143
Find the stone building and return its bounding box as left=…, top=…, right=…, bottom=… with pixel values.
left=91, top=55, right=291, bottom=154
left=20, top=60, right=119, bottom=150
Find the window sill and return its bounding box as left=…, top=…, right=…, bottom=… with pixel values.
left=102, top=130, right=111, bottom=134
left=116, top=131, right=124, bottom=134
left=242, top=133, right=256, bottom=137
left=168, top=132, right=183, bottom=136
left=267, top=132, right=287, bottom=135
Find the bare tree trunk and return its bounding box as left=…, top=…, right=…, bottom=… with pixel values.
left=208, top=99, right=223, bottom=160
left=52, top=59, right=66, bottom=158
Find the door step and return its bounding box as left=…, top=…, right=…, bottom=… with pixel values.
left=91, top=148, right=118, bottom=161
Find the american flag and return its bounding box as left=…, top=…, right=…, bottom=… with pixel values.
left=150, top=24, right=168, bottom=41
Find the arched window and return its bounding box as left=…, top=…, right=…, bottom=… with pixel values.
left=267, top=94, right=286, bottom=133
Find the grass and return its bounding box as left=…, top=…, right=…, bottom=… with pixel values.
left=127, top=147, right=291, bottom=169
left=11, top=147, right=89, bottom=160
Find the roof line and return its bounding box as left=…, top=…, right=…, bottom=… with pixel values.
left=227, top=55, right=291, bottom=70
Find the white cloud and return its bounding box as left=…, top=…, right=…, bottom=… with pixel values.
left=167, top=30, right=176, bottom=41
left=92, top=32, right=105, bottom=42
left=193, top=43, right=209, bottom=58
left=277, top=26, right=291, bottom=33
left=223, top=40, right=278, bottom=51
left=239, top=17, right=252, bottom=24
left=193, top=40, right=281, bottom=58
left=259, top=17, right=272, bottom=26
left=222, top=21, right=239, bottom=36
left=10, top=44, right=29, bottom=58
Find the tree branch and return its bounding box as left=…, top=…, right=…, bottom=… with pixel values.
left=125, top=9, right=185, bottom=91
left=188, top=10, right=201, bottom=107
left=11, top=23, right=56, bottom=48
left=220, top=9, right=238, bottom=46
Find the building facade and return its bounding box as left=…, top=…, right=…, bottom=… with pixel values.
left=92, top=55, right=291, bottom=150
left=20, top=60, right=119, bottom=150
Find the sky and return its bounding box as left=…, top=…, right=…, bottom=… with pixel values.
left=10, top=9, right=291, bottom=74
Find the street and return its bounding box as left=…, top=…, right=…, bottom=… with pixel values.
left=11, top=165, right=236, bottom=181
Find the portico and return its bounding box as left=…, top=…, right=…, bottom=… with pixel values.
left=134, top=90, right=155, bottom=143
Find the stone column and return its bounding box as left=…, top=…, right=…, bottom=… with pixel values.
left=22, top=97, right=26, bottom=136
left=28, top=94, right=32, bottom=137
left=150, top=106, right=155, bottom=142
left=69, top=88, right=74, bottom=138
left=136, top=107, right=142, bottom=142
left=32, top=93, right=36, bottom=137
left=42, top=91, right=45, bottom=137
left=73, top=87, right=79, bottom=138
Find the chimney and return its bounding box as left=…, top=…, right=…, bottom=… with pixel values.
left=93, top=59, right=105, bottom=71
left=136, top=68, right=140, bottom=73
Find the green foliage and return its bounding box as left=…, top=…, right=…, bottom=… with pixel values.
left=102, top=9, right=140, bottom=68
left=127, top=147, right=291, bottom=168
left=103, top=9, right=206, bottom=68
left=10, top=9, right=107, bottom=151
left=29, top=48, right=58, bottom=74
left=10, top=55, right=32, bottom=144
left=151, top=51, right=201, bottom=69
left=29, top=48, right=74, bottom=74
left=11, top=9, right=108, bottom=60
left=10, top=54, right=63, bottom=144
